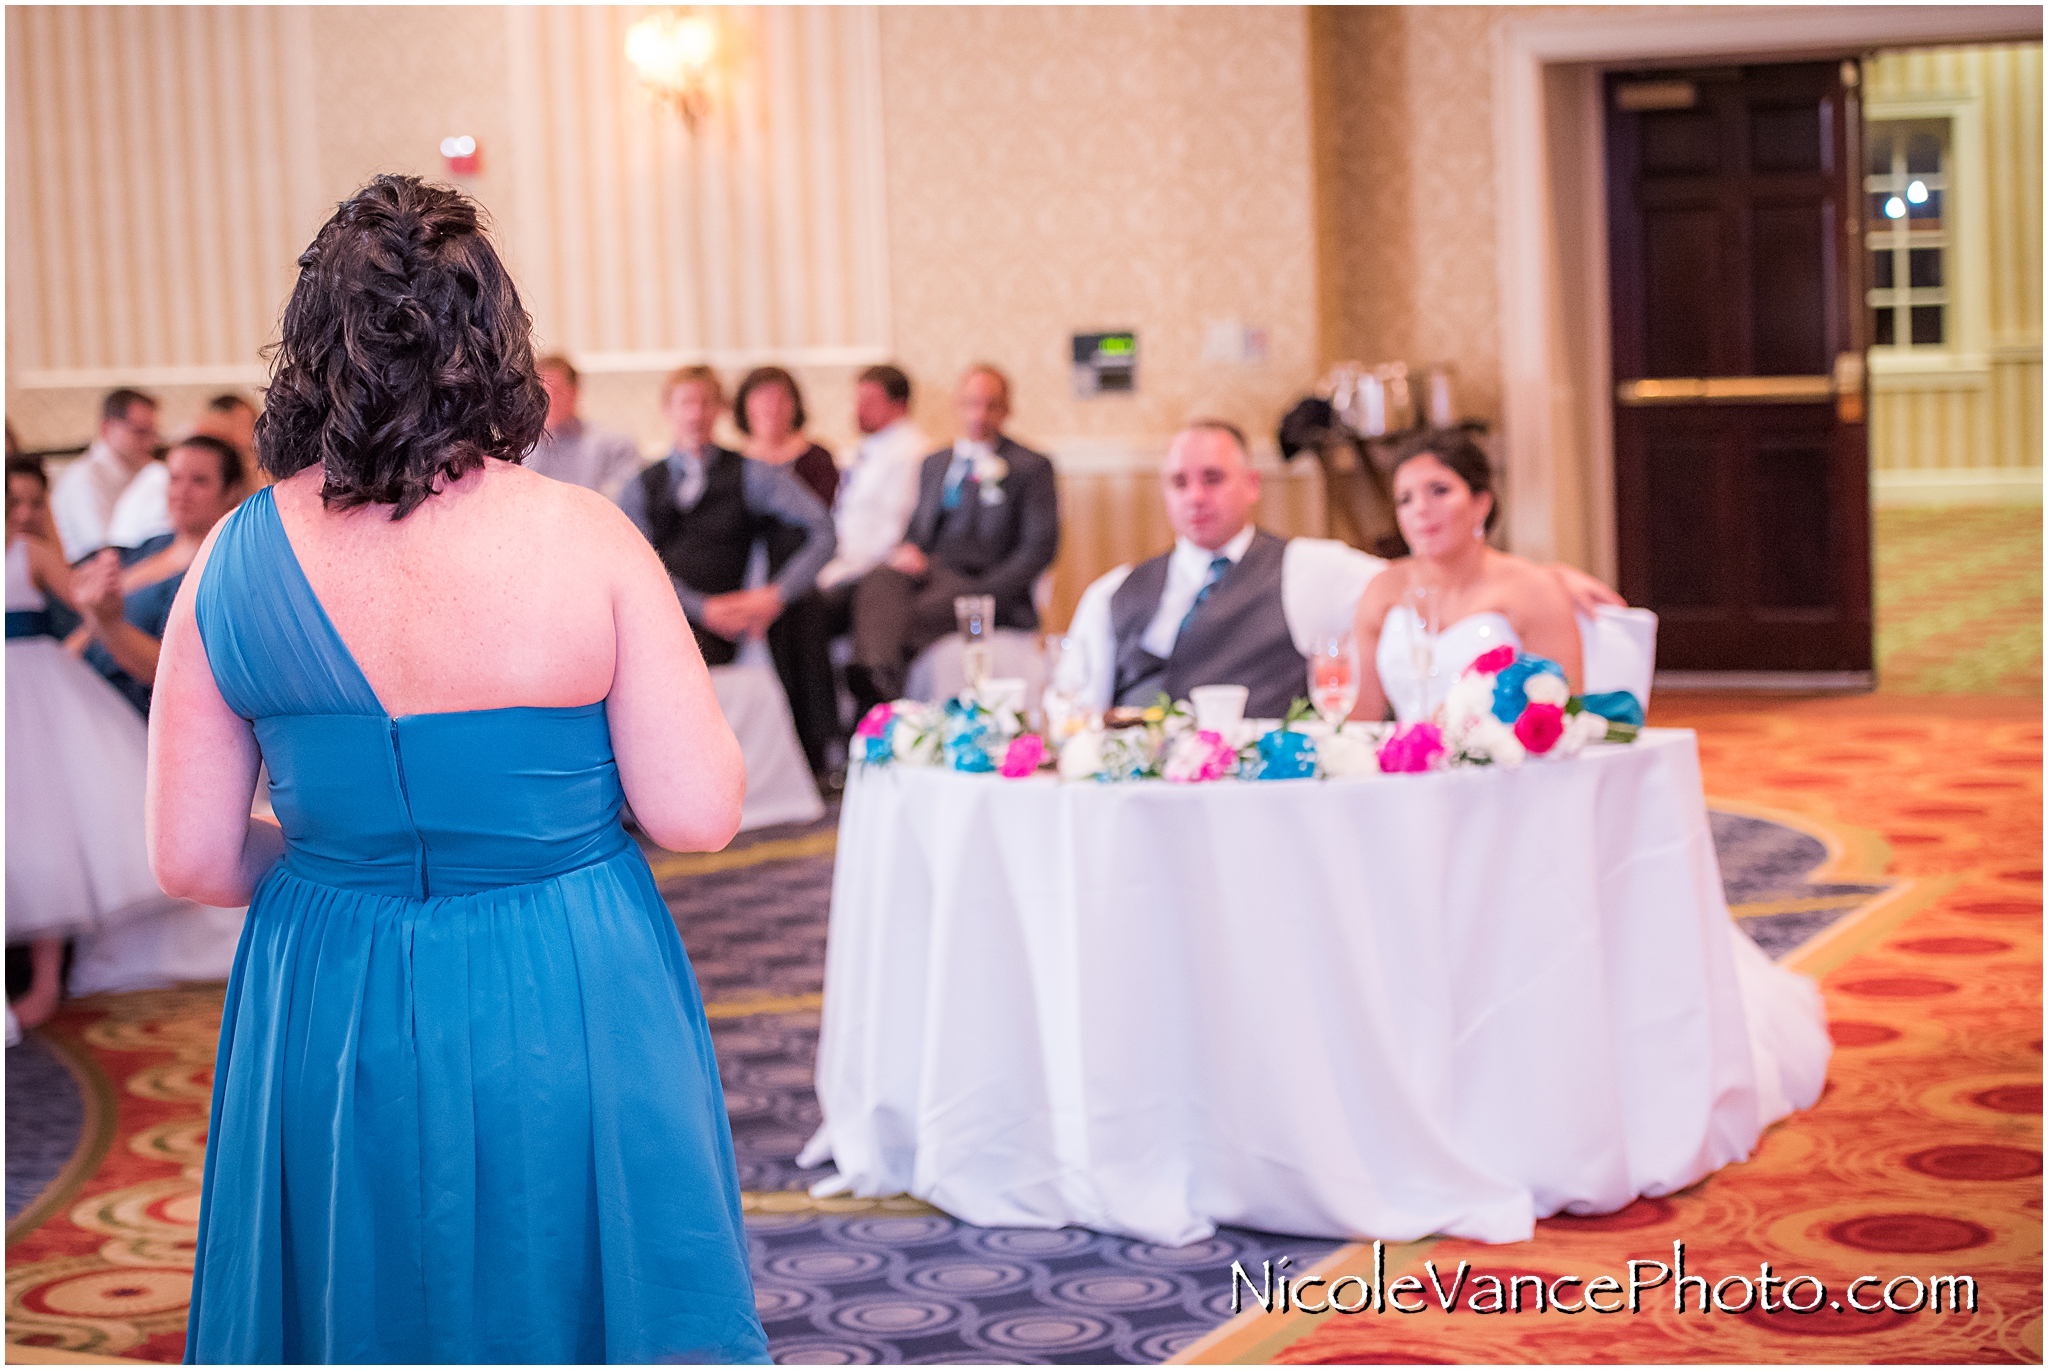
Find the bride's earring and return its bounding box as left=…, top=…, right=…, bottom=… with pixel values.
left=1473, top=524, right=1484, bottom=541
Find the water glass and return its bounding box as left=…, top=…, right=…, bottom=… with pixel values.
left=1307, top=635, right=1359, bottom=728
left=1041, top=634, right=1089, bottom=739
left=954, top=595, right=996, bottom=691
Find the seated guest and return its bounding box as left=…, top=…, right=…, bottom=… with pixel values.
left=616, top=365, right=835, bottom=666
left=1352, top=429, right=1585, bottom=721
left=526, top=354, right=645, bottom=499
left=72, top=435, right=246, bottom=715
left=818, top=364, right=928, bottom=596
left=849, top=363, right=1058, bottom=711
left=736, top=366, right=844, bottom=778
left=1067, top=421, right=1385, bottom=719
left=107, top=394, right=259, bottom=552
left=735, top=365, right=839, bottom=506
left=51, top=388, right=164, bottom=561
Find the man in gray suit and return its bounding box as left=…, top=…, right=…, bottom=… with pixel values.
left=848, top=363, right=1059, bottom=711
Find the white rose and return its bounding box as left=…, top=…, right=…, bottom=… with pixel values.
left=1443, top=673, right=1496, bottom=726
left=1466, top=716, right=1526, bottom=768
left=1523, top=673, right=1570, bottom=707
left=974, top=452, right=1009, bottom=484
left=1059, top=729, right=1104, bottom=781
left=1318, top=728, right=1380, bottom=777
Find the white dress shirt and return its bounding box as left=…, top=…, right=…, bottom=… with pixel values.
left=816, top=418, right=929, bottom=591
left=106, top=460, right=173, bottom=550
left=50, top=441, right=152, bottom=560
left=1061, top=531, right=1385, bottom=711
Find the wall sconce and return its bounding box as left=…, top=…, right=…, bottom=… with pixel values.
left=626, top=9, right=720, bottom=129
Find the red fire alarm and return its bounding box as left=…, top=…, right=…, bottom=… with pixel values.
left=440, top=135, right=480, bottom=177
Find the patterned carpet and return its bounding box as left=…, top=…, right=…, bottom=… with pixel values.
left=5, top=786, right=1929, bottom=1364
left=1874, top=504, right=2041, bottom=695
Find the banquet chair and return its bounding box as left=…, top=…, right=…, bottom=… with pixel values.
left=902, top=572, right=1055, bottom=704
left=1577, top=605, right=1659, bottom=713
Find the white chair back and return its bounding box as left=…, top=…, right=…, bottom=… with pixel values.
left=904, top=630, right=1049, bottom=705
left=1578, top=606, right=1659, bottom=708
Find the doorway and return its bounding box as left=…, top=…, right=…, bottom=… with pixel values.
left=1604, top=61, right=1873, bottom=675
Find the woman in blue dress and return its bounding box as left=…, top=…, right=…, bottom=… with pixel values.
left=149, top=175, right=768, bottom=1364
left=72, top=434, right=247, bottom=715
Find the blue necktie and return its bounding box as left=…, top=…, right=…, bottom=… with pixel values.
left=942, top=456, right=972, bottom=511
left=1177, top=555, right=1231, bottom=640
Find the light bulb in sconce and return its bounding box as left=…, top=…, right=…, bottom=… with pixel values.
left=626, top=9, right=721, bottom=128
left=440, top=135, right=480, bottom=177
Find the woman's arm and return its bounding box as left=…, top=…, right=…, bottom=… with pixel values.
left=25, top=536, right=77, bottom=609
left=1348, top=570, right=1397, bottom=723
left=1509, top=556, right=1585, bottom=692
left=601, top=504, right=746, bottom=853
left=147, top=529, right=284, bottom=906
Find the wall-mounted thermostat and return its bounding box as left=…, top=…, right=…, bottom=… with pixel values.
left=1072, top=331, right=1137, bottom=397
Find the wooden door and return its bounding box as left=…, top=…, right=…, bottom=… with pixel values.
left=1607, top=61, right=1872, bottom=677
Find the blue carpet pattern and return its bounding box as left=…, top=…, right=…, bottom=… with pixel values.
left=4, top=1031, right=81, bottom=1220
left=1708, top=811, right=1891, bottom=959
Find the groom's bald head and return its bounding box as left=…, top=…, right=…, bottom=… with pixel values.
left=1161, top=421, right=1260, bottom=552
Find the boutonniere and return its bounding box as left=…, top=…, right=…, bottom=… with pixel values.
left=972, top=452, right=1008, bottom=485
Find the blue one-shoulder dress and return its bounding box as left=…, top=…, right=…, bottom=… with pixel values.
left=184, top=488, right=768, bottom=1364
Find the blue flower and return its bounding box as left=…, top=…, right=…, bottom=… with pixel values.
left=1491, top=654, right=1566, bottom=723
left=861, top=733, right=894, bottom=765
left=1254, top=729, right=1316, bottom=780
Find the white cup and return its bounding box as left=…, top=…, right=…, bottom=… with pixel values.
left=1188, top=684, right=1250, bottom=734
left=980, top=676, right=1028, bottom=716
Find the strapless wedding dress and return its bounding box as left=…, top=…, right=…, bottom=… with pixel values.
left=1376, top=605, right=1519, bottom=723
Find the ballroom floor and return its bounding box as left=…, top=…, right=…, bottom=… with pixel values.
left=6, top=503, right=2040, bottom=1365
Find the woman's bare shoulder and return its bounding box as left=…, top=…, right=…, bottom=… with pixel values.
left=1355, top=558, right=1412, bottom=625
left=1488, top=550, right=1573, bottom=612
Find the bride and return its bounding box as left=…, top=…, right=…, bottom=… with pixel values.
left=1351, top=429, right=1583, bottom=722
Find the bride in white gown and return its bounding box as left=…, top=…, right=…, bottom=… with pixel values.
left=1351, top=428, right=1583, bottom=720
left=1352, top=429, right=1829, bottom=1131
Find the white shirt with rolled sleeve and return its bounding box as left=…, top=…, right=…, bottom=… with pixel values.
left=816, top=418, right=929, bottom=591
left=1061, top=532, right=1385, bottom=711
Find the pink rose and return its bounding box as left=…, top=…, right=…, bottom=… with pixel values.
left=855, top=702, right=894, bottom=739
left=1376, top=721, right=1445, bottom=773
left=1514, top=702, right=1565, bottom=754
left=1000, top=733, right=1047, bottom=777
left=1467, top=645, right=1517, bottom=677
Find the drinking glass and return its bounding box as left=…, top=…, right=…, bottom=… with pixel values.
left=954, top=595, right=996, bottom=692
left=1041, top=634, right=1089, bottom=739
left=1307, top=634, right=1359, bottom=728
left=1407, top=582, right=1441, bottom=722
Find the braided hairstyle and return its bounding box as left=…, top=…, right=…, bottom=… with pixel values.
left=257, top=174, right=546, bottom=518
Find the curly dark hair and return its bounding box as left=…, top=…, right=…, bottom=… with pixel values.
left=257, top=174, right=546, bottom=518
left=1389, top=427, right=1499, bottom=532
left=732, top=365, right=807, bottom=437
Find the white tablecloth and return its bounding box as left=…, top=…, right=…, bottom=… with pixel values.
left=709, top=662, right=825, bottom=831
left=809, top=728, right=1829, bottom=1246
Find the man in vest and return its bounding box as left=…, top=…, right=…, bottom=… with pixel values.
left=1064, top=421, right=1623, bottom=717
left=847, top=363, right=1059, bottom=712
left=617, top=365, right=836, bottom=667
left=1066, top=420, right=1382, bottom=718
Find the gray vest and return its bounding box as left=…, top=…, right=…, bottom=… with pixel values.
left=1108, top=528, right=1308, bottom=718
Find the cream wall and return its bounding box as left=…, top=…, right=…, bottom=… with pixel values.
left=1865, top=43, right=2043, bottom=505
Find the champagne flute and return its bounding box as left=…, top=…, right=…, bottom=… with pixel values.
left=1407, top=581, right=1440, bottom=722
left=1041, top=634, right=1089, bottom=740
left=1307, top=634, right=1359, bottom=729
left=954, top=595, right=995, bottom=694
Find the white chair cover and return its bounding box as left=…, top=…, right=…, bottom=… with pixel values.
left=1579, top=605, right=1659, bottom=708
left=904, top=630, right=1047, bottom=705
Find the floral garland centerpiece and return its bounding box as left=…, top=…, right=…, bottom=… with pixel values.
left=1374, top=646, right=1639, bottom=774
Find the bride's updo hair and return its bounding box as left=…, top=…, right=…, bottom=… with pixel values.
left=257, top=174, right=546, bottom=519
left=1389, top=427, right=1499, bottom=532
